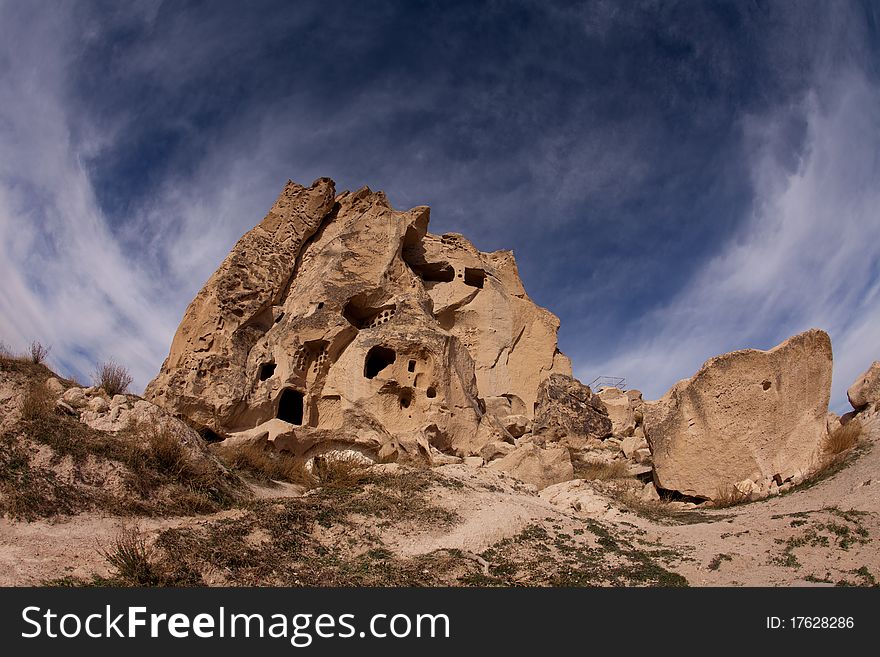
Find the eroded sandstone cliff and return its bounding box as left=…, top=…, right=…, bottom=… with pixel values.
left=145, top=178, right=571, bottom=460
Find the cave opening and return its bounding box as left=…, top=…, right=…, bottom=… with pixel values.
left=464, top=267, right=486, bottom=288
left=277, top=388, right=304, bottom=425
left=364, top=346, right=396, bottom=379
left=259, top=362, right=276, bottom=381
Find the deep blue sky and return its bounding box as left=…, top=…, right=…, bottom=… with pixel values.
left=1, top=0, right=879, bottom=410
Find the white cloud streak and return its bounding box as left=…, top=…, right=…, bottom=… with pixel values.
left=0, top=4, right=178, bottom=390
left=577, top=71, right=880, bottom=411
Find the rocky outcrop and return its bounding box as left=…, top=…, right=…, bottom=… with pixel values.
left=533, top=374, right=612, bottom=445
left=145, top=178, right=571, bottom=460
left=643, top=329, right=832, bottom=500
left=848, top=361, right=880, bottom=411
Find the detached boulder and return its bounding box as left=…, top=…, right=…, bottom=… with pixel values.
left=847, top=361, right=880, bottom=411
left=487, top=443, right=573, bottom=490
left=643, top=329, right=832, bottom=500
left=533, top=374, right=612, bottom=443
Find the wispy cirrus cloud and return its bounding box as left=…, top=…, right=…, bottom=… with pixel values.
left=577, top=71, right=880, bottom=411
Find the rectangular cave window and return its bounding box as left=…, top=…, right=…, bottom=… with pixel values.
left=277, top=388, right=304, bottom=425
left=408, top=359, right=416, bottom=372
left=259, top=362, right=276, bottom=381
left=464, top=267, right=486, bottom=289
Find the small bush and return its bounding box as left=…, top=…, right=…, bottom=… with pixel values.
left=575, top=459, right=629, bottom=481
left=0, top=341, right=12, bottom=359
left=824, top=420, right=862, bottom=457
left=29, top=341, right=50, bottom=364
left=20, top=383, right=52, bottom=421
left=94, top=360, right=133, bottom=396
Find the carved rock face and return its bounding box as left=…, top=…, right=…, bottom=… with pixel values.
left=643, top=329, right=833, bottom=500
left=145, top=178, right=571, bottom=459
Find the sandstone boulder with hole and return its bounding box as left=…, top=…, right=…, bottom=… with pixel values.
left=643, top=329, right=832, bottom=500
left=145, top=178, right=571, bottom=461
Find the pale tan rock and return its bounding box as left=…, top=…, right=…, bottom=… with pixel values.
left=597, top=387, right=636, bottom=437
left=44, top=377, right=64, bottom=396
left=480, top=440, right=515, bottom=463
left=633, top=447, right=653, bottom=464
left=640, top=481, right=661, bottom=502
left=487, top=443, right=574, bottom=490
left=627, top=463, right=653, bottom=476
left=55, top=400, right=77, bottom=416
left=620, top=428, right=649, bottom=459
left=643, top=329, right=832, bottom=500
left=61, top=387, right=86, bottom=408
left=500, top=414, right=531, bottom=438
left=146, top=178, right=570, bottom=461
left=539, top=479, right=619, bottom=518
left=847, top=361, right=880, bottom=410
left=87, top=396, right=108, bottom=413
left=462, top=456, right=484, bottom=468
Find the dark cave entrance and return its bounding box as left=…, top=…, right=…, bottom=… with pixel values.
left=277, top=388, right=304, bottom=425
left=364, top=346, right=396, bottom=379
left=259, top=362, right=276, bottom=381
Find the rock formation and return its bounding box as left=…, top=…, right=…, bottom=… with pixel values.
left=848, top=361, right=880, bottom=411
left=643, top=329, right=833, bottom=500
left=532, top=374, right=612, bottom=446
left=145, top=178, right=571, bottom=462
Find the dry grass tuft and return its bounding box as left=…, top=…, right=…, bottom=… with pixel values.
left=575, top=459, right=629, bottom=481
left=20, top=382, right=52, bottom=421
left=213, top=442, right=313, bottom=486
left=29, top=341, right=50, bottom=364
left=97, top=526, right=200, bottom=586
left=99, top=526, right=161, bottom=585
left=824, top=420, right=862, bottom=457
left=312, top=454, right=373, bottom=489
left=93, top=360, right=133, bottom=396
left=712, top=484, right=751, bottom=508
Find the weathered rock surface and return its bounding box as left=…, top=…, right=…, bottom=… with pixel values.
left=643, top=329, right=832, bottom=500
left=596, top=386, right=637, bottom=437
left=146, top=178, right=570, bottom=460
left=533, top=374, right=612, bottom=444
left=848, top=361, right=880, bottom=411
left=487, top=443, right=573, bottom=490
